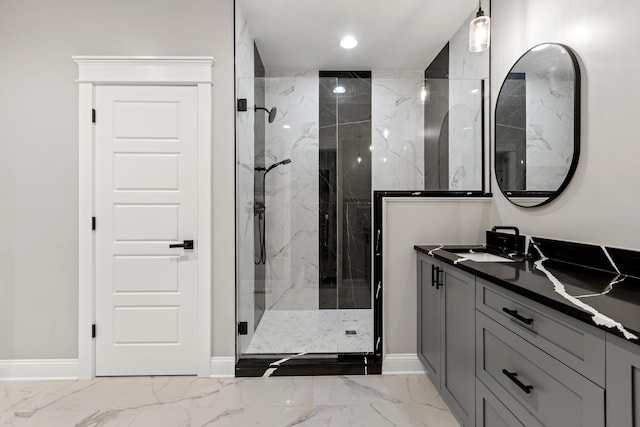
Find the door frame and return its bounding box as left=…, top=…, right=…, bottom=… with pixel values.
left=74, top=56, right=214, bottom=379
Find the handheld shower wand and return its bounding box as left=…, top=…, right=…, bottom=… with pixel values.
left=254, top=158, right=292, bottom=265
left=255, top=158, right=292, bottom=174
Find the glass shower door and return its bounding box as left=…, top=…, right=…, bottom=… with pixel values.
left=236, top=72, right=373, bottom=359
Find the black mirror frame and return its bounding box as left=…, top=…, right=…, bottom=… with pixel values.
left=494, top=42, right=581, bottom=208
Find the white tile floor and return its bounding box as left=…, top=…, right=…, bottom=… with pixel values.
left=246, top=309, right=373, bottom=354
left=0, top=374, right=461, bottom=426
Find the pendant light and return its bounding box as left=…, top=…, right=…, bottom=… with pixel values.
left=469, top=0, right=490, bottom=52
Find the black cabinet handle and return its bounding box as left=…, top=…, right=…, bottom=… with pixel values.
left=502, top=369, right=533, bottom=394
left=435, top=267, right=443, bottom=289
left=169, top=240, right=194, bottom=250
left=502, top=307, right=533, bottom=325
left=431, top=265, right=436, bottom=287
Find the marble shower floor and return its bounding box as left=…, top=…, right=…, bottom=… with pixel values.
left=246, top=309, right=373, bottom=354
left=0, top=374, right=460, bottom=426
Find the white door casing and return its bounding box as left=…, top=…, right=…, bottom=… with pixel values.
left=95, top=86, right=198, bottom=375
left=75, top=57, right=214, bottom=379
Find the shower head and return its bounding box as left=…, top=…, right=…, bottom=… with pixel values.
left=255, top=106, right=277, bottom=123
left=264, top=158, right=292, bottom=173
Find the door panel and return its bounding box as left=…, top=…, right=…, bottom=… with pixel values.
left=95, top=85, right=198, bottom=376
left=114, top=153, right=180, bottom=190
left=113, top=256, right=179, bottom=293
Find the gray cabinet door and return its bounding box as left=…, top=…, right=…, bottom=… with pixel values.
left=476, top=380, right=524, bottom=427
left=607, top=333, right=640, bottom=427
left=417, top=253, right=441, bottom=387
left=441, top=265, right=476, bottom=427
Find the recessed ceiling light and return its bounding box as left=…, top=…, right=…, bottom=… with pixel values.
left=340, top=36, right=358, bottom=49
left=282, top=124, right=291, bottom=129
left=333, top=85, right=346, bottom=94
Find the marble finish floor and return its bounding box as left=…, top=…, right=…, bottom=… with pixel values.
left=246, top=309, right=373, bottom=354
left=0, top=374, right=460, bottom=426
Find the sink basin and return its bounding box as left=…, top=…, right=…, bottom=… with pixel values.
left=455, top=252, right=515, bottom=263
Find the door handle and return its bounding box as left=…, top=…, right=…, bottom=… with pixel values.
left=169, top=240, right=194, bottom=250
left=431, top=264, right=436, bottom=287
left=435, top=267, right=443, bottom=289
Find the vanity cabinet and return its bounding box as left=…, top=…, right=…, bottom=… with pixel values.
left=476, top=312, right=604, bottom=427
left=417, top=253, right=475, bottom=426
left=476, top=280, right=605, bottom=427
left=606, top=333, right=640, bottom=426
left=476, top=380, right=524, bottom=427
left=476, top=279, right=606, bottom=387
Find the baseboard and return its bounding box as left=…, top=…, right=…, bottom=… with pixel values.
left=382, top=354, right=426, bottom=375
left=210, top=357, right=235, bottom=378
left=0, top=359, right=79, bottom=381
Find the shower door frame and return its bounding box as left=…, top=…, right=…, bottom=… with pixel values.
left=234, top=72, right=380, bottom=377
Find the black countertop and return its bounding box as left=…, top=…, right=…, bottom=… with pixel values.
left=415, top=244, right=640, bottom=344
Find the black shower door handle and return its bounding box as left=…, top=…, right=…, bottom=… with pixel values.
left=323, top=213, right=329, bottom=247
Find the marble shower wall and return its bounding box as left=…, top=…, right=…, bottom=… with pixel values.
left=371, top=70, right=425, bottom=190
left=235, top=4, right=256, bottom=353
left=264, top=70, right=320, bottom=311
left=447, top=7, right=489, bottom=191
left=525, top=72, right=574, bottom=191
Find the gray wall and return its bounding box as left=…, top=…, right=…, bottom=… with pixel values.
left=0, top=0, right=236, bottom=359
left=490, top=0, right=640, bottom=251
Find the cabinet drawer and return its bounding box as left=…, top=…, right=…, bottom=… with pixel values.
left=476, top=278, right=605, bottom=387
left=476, top=312, right=604, bottom=427
left=476, top=380, right=524, bottom=427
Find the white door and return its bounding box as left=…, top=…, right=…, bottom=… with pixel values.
left=95, top=85, right=198, bottom=376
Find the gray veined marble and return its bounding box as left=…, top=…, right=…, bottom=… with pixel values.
left=246, top=309, right=373, bottom=354
left=264, top=70, right=320, bottom=312
left=525, top=72, right=575, bottom=191
left=447, top=11, right=487, bottom=192
left=371, top=70, right=426, bottom=190
left=0, top=375, right=460, bottom=427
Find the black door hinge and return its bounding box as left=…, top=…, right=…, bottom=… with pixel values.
left=92, top=217, right=96, bottom=231
left=92, top=324, right=96, bottom=338
left=238, top=321, right=248, bottom=335
left=92, top=109, right=96, bottom=123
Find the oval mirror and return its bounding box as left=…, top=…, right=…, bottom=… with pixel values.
left=494, top=43, right=581, bottom=207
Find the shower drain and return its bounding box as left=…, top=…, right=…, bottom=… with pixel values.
left=345, top=330, right=357, bottom=335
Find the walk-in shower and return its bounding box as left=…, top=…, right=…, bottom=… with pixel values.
left=236, top=70, right=375, bottom=374
left=236, top=0, right=488, bottom=377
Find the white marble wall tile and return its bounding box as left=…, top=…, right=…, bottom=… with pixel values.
left=448, top=80, right=484, bottom=191
left=235, top=4, right=256, bottom=353
left=447, top=6, right=488, bottom=191
left=448, top=3, right=490, bottom=83
left=372, top=70, right=425, bottom=191
left=264, top=70, right=320, bottom=311
left=526, top=72, right=575, bottom=191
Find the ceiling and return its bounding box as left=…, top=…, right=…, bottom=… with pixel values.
left=239, top=0, right=480, bottom=70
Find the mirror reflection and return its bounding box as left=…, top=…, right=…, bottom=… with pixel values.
left=495, top=43, right=580, bottom=207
